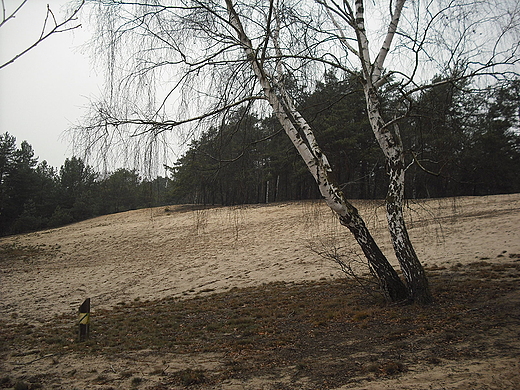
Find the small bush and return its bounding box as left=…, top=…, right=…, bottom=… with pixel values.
left=380, top=361, right=405, bottom=375
left=173, top=368, right=205, bottom=386
left=13, top=381, right=29, bottom=390
left=131, top=377, right=143, bottom=386
left=0, top=376, right=12, bottom=387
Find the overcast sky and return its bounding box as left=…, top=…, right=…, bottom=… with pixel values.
left=0, top=0, right=100, bottom=169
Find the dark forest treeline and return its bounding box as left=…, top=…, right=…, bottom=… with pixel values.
left=0, top=140, right=171, bottom=236
left=1, top=75, right=519, bottom=236
left=169, top=74, right=520, bottom=205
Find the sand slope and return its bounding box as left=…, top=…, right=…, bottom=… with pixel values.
left=1, top=194, right=519, bottom=324
left=1, top=194, right=520, bottom=389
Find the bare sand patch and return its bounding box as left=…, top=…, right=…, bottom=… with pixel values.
left=1, top=194, right=519, bottom=389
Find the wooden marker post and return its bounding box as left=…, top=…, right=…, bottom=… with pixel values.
left=78, top=298, right=90, bottom=342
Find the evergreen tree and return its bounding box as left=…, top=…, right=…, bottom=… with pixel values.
left=58, top=157, right=98, bottom=220
left=303, top=72, right=386, bottom=199
left=0, top=136, right=40, bottom=234
left=0, top=133, right=17, bottom=234
left=461, top=80, right=520, bottom=195
left=99, top=168, right=142, bottom=214
left=405, top=77, right=520, bottom=197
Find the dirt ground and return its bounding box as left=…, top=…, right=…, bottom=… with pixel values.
left=1, top=194, right=519, bottom=389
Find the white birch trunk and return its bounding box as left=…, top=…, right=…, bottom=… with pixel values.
left=225, top=0, right=408, bottom=302
left=364, top=86, right=432, bottom=304
left=347, top=0, right=432, bottom=304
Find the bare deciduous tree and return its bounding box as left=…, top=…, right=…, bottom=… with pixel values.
left=73, top=0, right=519, bottom=304
left=224, top=0, right=409, bottom=301
left=74, top=0, right=409, bottom=302
left=0, top=0, right=85, bottom=70
left=310, top=0, right=519, bottom=303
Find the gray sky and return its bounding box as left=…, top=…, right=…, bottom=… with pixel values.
left=0, top=0, right=100, bottom=169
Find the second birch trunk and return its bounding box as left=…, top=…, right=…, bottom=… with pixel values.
left=364, top=86, right=433, bottom=304
left=225, top=0, right=408, bottom=302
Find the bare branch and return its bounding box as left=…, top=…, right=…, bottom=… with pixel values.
left=410, top=151, right=445, bottom=177
left=315, top=0, right=359, bottom=57
left=0, top=0, right=27, bottom=29
left=0, top=0, right=85, bottom=70
left=373, top=0, right=406, bottom=87
left=82, top=94, right=265, bottom=138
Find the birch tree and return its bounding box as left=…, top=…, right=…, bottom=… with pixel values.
left=310, top=0, right=519, bottom=303
left=74, top=0, right=409, bottom=302
left=314, top=0, right=433, bottom=303
left=225, top=0, right=413, bottom=301
left=73, top=0, right=518, bottom=304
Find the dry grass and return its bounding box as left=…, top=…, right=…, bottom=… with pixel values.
left=2, top=195, right=519, bottom=388
left=1, top=260, right=519, bottom=389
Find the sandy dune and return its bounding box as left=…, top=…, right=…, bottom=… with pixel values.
left=1, top=194, right=519, bottom=389
left=2, top=194, right=519, bottom=324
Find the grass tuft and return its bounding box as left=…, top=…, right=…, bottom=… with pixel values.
left=1, top=261, right=519, bottom=389
left=173, top=368, right=206, bottom=386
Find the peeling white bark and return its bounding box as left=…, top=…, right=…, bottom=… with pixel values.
left=343, top=0, right=432, bottom=303
left=225, top=0, right=408, bottom=301
left=363, top=82, right=431, bottom=302
left=226, top=0, right=347, bottom=217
